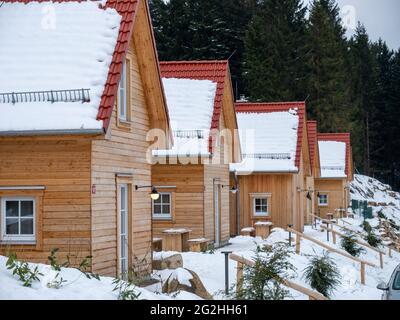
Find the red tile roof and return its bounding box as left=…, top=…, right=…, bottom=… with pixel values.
left=317, top=133, right=351, bottom=177
left=235, top=102, right=306, bottom=169
left=160, top=60, right=229, bottom=153
left=4, top=0, right=141, bottom=132
left=307, top=120, right=318, bottom=172
left=98, top=0, right=139, bottom=131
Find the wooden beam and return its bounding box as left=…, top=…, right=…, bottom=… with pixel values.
left=229, top=253, right=328, bottom=300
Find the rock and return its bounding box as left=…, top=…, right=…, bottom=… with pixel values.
left=152, top=253, right=183, bottom=270
left=162, top=268, right=213, bottom=300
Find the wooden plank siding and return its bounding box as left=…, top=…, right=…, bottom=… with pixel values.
left=90, top=38, right=153, bottom=276
left=314, top=178, right=348, bottom=219
left=0, top=137, right=92, bottom=264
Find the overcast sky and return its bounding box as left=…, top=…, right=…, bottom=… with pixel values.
left=302, top=0, right=400, bottom=50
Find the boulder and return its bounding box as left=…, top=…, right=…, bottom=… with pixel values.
left=162, top=268, right=212, bottom=300
left=152, top=253, right=183, bottom=270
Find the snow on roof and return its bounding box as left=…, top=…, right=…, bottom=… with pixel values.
left=318, top=140, right=347, bottom=178
left=0, top=1, right=121, bottom=133
left=230, top=110, right=299, bottom=173
left=152, top=78, right=217, bottom=157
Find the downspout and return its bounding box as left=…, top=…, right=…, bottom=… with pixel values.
left=234, top=171, right=240, bottom=236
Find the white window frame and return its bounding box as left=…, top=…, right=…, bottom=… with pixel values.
left=1, top=197, right=36, bottom=242
left=118, top=61, right=128, bottom=121
left=318, top=194, right=329, bottom=207
left=152, top=192, right=172, bottom=220
left=253, top=197, right=269, bottom=217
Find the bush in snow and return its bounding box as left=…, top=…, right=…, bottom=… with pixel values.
left=362, top=221, right=372, bottom=233
left=364, top=232, right=382, bottom=248
left=340, top=232, right=366, bottom=257
left=303, top=251, right=341, bottom=298
left=112, top=278, right=142, bottom=300
left=236, top=242, right=295, bottom=300
left=6, top=252, right=43, bottom=287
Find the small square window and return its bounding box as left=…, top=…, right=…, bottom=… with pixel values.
left=253, top=197, right=268, bottom=216
left=152, top=193, right=172, bottom=220
left=1, top=198, right=35, bottom=242
left=318, top=194, right=328, bottom=206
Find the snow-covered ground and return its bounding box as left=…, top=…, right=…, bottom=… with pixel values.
left=350, top=174, right=400, bottom=227
left=1, top=174, right=399, bottom=300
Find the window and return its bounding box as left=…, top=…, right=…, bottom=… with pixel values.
left=152, top=193, right=172, bottom=219
left=393, top=272, right=400, bottom=290
left=318, top=194, right=328, bottom=206
left=1, top=198, right=35, bottom=242
left=253, top=198, right=268, bottom=216
left=118, top=60, right=128, bottom=121
left=118, top=184, right=129, bottom=277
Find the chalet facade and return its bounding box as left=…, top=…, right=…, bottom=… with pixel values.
left=305, top=120, right=321, bottom=224
left=314, top=133, right=354, bottom=219
left=151, top=61, right=241, bottom=247
left=0, top=0, right=171, bottom=277
left=230, top=102, right=311, bottom=234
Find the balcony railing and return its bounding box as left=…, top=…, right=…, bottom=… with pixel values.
left=243, top=153, right=291, bottom=160
left=0, top=89, right=91, bottom=104
left=173, top=130, right=205, bottom=139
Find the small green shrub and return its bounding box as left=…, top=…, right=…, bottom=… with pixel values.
left=46, top=272, right=67, bottom=289
left=112, top=278, right=141, bottom=300
left=48, top=248, right=69, bottom=271
left=377, top=211, right=386, bottom=219
left=6, top=252, right=43, bottom=287
left=362, top=221, right=372, bottom=233
left=364, top=232, right=382, bottom=248
left=303, top=251, right=341, bottom=298
left=340, top=232, right=366, bottom=257
left=78, top=255, right=100, bottom=280
left=236, top=242, right=295, bottom=300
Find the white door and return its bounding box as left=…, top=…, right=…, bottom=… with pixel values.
left=119, top=184, right=129, bottom=278
left=214, top=181, right=221, bottom=247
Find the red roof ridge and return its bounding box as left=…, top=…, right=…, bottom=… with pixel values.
left=235, top=101, right=307, bottom=169
left=307, top=121, right=318, bottom=174
left=160, top=60, right=229, bottom=65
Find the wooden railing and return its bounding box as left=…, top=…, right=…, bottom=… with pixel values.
left=319, top=224, right=385, bottom=268
left=287, top=227, right=378, bottom=285
left=309, top=212, right=396, bottom=257
left=229, top=253, right=328, bottom=300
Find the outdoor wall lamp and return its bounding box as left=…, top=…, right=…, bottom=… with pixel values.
left=222, top=185, right=238, bottom=194
left=297, top=187, right=313, bottom=200
left=135, top=185, right=160, bottom=200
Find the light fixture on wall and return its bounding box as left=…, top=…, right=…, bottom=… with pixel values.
left=222, top=185, right=238, bottom=194
left=306, top=192, right=312, bottom=201
left=135, top=185, right=160, bottom=200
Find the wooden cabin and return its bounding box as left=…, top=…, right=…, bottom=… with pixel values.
left=229, top=102, right=311, bottom=234
left=305, top=120, right=321, bottom=224
left=314, top=133, right=354, bottom=219
left=0, top=0, right=171, bottom=278
left=151, top=61, right=241, bottom=247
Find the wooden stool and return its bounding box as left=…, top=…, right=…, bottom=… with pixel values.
left=241, top=227, right=255, bottom=237
left=152, top=237, right=163, bottom=252
left=254, top=222, right=273, bottom=239
left=162, top=228, right=191, bottom=252
left=188, top=238, right=209, bottom=252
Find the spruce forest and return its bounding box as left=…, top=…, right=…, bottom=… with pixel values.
left=149, top=0, right=400, bottom=190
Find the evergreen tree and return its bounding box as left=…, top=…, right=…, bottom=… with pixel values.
left=149, top=0, right=252, bottom=98
left=305, top=0, right=352, bottom=132
left=243, top=0, right=308, bottom=101
left=347, top=24, right=377, bottom=174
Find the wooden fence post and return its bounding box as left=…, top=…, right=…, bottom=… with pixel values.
left=388, top=247, right=392, bottom=258
left=332, top=228, right=336, bottom=245
left=360, top=262, right=366, bottom=285
left=236, top=262, right=243, bottom=295
left=295, top=234, right=301, bottom=254
left=379, top=252, right=384, bottom=269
